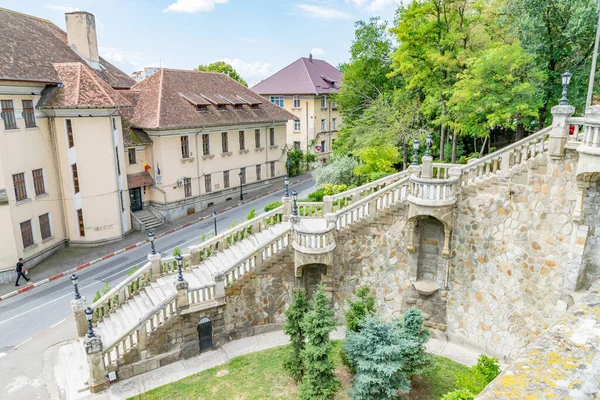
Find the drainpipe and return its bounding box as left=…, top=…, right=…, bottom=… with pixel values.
left=45, top=113, right=69, bottom=241
left=194, top=127, right=205, bottom=211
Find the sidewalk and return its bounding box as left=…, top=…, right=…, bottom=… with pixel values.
left=47, top=328, right=482, bottom=400
left=0, top=174, right=312, bottom=299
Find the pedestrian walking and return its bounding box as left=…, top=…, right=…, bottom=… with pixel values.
left=15, top=258, right=30, bottom=287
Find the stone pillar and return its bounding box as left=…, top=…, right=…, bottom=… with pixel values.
left=282, top=196, right=292, bottom=222
left=323, top=195, right=334, bottom=214
left=148, top=252, right=162, bottom=282
left=408, top=164, right=421, bottom=178
left=442, top=225, right=452, bottom=257
left=189, top=245, right=200, bottom=265
left=421, top=155, right=433, bottom=178
left=407, top=219, right=416, bottom=253
left=85, top=334, right=108, bottom=393
left=71, top=297, right=88, bottom=337
left=548, top=104, right=575, bottom=159
left=448, top=167, right=462, bottom=199
left=214, top=274, right=226, bottom=300
left=573, top=181, right=590, bottom=223
left=176, top=279, right=189, bottom=313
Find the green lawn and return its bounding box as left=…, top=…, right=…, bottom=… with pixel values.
left=130, top=341, right=469, bottom=400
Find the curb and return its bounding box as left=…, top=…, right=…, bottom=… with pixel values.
left=0, top=178, right=305, bottom=302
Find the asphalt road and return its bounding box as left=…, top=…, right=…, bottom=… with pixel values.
left=0, top=178, right=315, bottom=357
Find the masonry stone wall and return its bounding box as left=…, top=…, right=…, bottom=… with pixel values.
left=447, top=152, right=580, bottom=359
left=581, top=181, right=600, bottom=290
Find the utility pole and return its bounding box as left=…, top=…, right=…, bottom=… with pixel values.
left=586, top=0, right=600, bottom=108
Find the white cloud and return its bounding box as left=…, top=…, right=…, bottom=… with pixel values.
left=163, top=0, right=227, bottom=13
left=44, top=4, right=79, bottom=12
left=311, top=48, right=326, bottom=57
left=347, top=0, right=400, bottom=12
left=100, top=47, right=144, bottom=68
left=297, top=4, right=352, bottom=20
left=220, top=58, right=273, bottom=87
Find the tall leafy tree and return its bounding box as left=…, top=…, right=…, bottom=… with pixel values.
left=283, top=288, right=310, bottom=382
left=299, top=284, right=340, bottom=400
left=344, top=286, right=376, bottom=333
left=197, top=61, right=248, bottom=86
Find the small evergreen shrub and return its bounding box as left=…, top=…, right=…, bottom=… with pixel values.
left=344, top=286, right=376, bottom=333
left=441, top=388, right=476, bottom=400
left=173, top=247, right=181, bottom=256
left=283, top=289, right=309, bottom=382
left=264, top=200, right=283, bottom=212
left=455, top=355, right=501, bottom=395
left=397, top=307, right=434, bottom=378
left=307, top=188, right=326, bottom=202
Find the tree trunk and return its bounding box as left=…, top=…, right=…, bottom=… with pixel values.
left=515, top=123, right=525, bottom=142
left=451, top=132, right=458, bottom=163
left=479, top=136, right=488, bottom=157
left=440, top=124, right=445, bottom=161
left=488, top=136, right=491, bottom=154
left=403, top=141, right=408, bottom=170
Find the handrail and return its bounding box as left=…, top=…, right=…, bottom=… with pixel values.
left=293, top=223, right=336, bottom=235
left=411, top=175, right=459, bottom=185
left=335, top=176, right=410, bottom=218
left=329, top=170, right=409, bottom=202
left=91, top=261, right=152, bottom=314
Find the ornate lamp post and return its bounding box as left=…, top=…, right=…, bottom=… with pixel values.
left=238, top=171, right=244, bottom=201
left=284, top=176, right=290, bottom=197
left=292, top=190, right=298, bottom=216
left=412, top=139, right=421, bottom=165
left=425, top=134, right=433, bottom=157
left=176, top=254, right=184, bottom=282
left=559, top=71, right=572, bottom=105
left=85, top=307, right=95, bottom=338
left=212, top=211, right=218, bottom=237
left=71, top=273, right=81, bottom=300
left=148, top=231, right=156, bottom=255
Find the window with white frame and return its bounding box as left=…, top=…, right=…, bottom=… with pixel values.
left=320, top=96, right=327, bottom=108
left=293, top=96, right=301, bottom=108
left=270, top=96, right=284, bottom=108
left=321, top=140, right=326, bottom=153
left=321, top=119, right=326, bottom=132
left=332, top=117, right=337, bottom=130
left=255, top=129, right=261, bottom=148
left=294, top=119, right=301, bottom=132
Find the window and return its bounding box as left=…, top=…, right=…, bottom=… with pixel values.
left=269, top=96, right=284, bottom=108
left=181, top=136, right=190, bottom=159
left=128, top=148, right=137, bottom=165
left=66, top=119, right=74, bottom=148
left=321, top=140, right=326, bottom=153
left=32, top=169, right=45, bottom=196
left=240, top=168, right=246, bottom=184
left=1, top=100, right=17, bottom=130
left=13, top=173, right=27, bottom=202
left=331, top=100, right=337, bottom=109
left=39, top=213, right=51, bottom=240
left=223, top=170, right=230, bottom=188
left=221, top=132, right=229, bottom=153
left=332, top=117, right=337, bottom=130
left=205, top=174, right=212, bottom=193
left=234, top=104, right=243, bottom=109
left=202, top=133, right=210, bottom=156
left=255, top=129, right=261, bottom=148
left=197, top=104, right=208, bottom=112
left=217, top=104, right=227, bottom=111
left=294, top=141, right=301, bottom=150
left=20, top=220, right=34, bottom=248
left=270, top=161, right=276, bottom=178
left=22, top=100, right=36, bottom=128
left=321, top=119, right=326, bottom=132
left=239, top=130, right=245, bottom=150
left=77, top=209, right=85, bottom=237
left=184, top=177, right=192, bottom=198
left=321, top=96, right=327, bottom=109
left=293, top=96, right=301, bottom=108
left=269, top=128, right=275, bottom=146
left=115, top=147, right=121, bottom=176
left=256, top=164, right=262, bottom=181
left=294, top=119, right=301, bottom=132
left=71, top=164, right=80, bottom=194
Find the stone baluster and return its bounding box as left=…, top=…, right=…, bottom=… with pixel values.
left=176, top=278, right=189, bottom=314
left=548, top=104, right=576, bottom=159
left=72, top=297, right=88, bottom=337
left=86, top=334, right=109, bottom=393
left=214, top=274, right=226, bottom=300
left=149, top=252, right=162, bottom=282
left=282, top=195, right=292, bottom=222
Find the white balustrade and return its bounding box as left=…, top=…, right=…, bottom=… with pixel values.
left=410, top=176, right=457, bottom=203
left=188, top=284, right=216, bottom=305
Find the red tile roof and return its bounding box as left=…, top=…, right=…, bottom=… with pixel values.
left=0, top=7, right=134, bottom=89
left=129, top=69, right=296, bottom=130
left=127, top=171, right=154, bottom=189
left=251, top=57, right=342, bottom=95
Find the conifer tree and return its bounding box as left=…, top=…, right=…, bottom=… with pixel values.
left=398, top=307, right=433, bottom=378
left=299, top=284, right=340, bottom=400
left=344, top=286, right=376, bottom=333
left=283, top=288, right=309, bottom=382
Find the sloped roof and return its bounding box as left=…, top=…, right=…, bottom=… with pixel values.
left=38, top=63, right=132, bottom=108
left=0, top=7, right=134, bottom=89
left=251, top=57, right=342, bottom=95
left=123, top=128, right=152, bottom=147
left=127, top=172, right=154, bottom=189
left=129, top=69, right=296, bottom=130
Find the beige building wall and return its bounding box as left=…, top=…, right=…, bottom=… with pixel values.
left=0, top=84, right=67, bottom=269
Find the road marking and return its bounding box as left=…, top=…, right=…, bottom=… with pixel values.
left=50, top=318, right=68, bottom=329
left=14, top=337, right=32, bottom=349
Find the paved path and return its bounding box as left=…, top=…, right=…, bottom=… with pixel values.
left=0, top=178, right=315, bottom=357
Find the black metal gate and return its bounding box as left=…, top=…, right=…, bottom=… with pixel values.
left=198, top=317, right=213, bottom=352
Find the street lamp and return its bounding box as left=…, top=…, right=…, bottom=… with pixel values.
left=176, top=254, right=184, bottom=282
left=71, top=274, right=81, bottom=300
left=292, top=189, right=298, bottom=216
left=212, top=211, right=218, bottom=236
left=284, top=176, right=290, bottom=197
left=425, top=134, right=433, bottom=157
left=238, top=171, right=244, bottom=201
left=412, top=139, right=420, bottom=166
left=560, top=71, right=572, bottom=105
left=85, top=307, right=95, bottom=338
left=148, top=231, right=156, bottom=255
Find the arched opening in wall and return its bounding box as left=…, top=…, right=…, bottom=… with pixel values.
left=197, top=316, right=213, bottom=352
left=414, top=216, right=444, bottom=283
left=301, top=264, right=327, bottom=300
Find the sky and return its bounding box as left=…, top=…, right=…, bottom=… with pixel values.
left=3, top=0, right=401, bottom=86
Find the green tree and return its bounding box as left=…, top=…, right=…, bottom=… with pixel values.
left=398, top=307, right=434, bottom=378
left=287, top=149, right=304, bottom=177
left=345, top=316, right=415, bottom=399
left=312, top=155, right=359, bottom=187
left=197, top=61, right=248, bottom=86
left=283, top=288, right=310, bottom=382
left=299, top=284, right=340, bottom=400
left=344, top=286, right=376, bottom=333
left=455, top=354, right=501, bottom=394
left=441, top=389, right=476, bottom=400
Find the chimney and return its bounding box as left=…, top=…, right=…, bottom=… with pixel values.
left=309, top=53, right=313, bottom=62
left=65, top=11, right=100, bottom=65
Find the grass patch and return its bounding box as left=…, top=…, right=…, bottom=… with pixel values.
left=130, top=341, right=469, bottom=400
